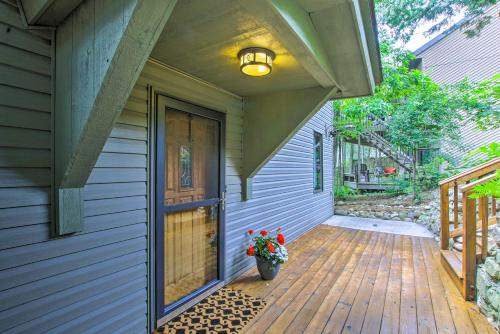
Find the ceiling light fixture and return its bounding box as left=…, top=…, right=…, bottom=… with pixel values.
left=238, top=47, right=275, bottom=77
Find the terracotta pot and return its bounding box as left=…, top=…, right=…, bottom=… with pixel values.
left=256, top=256, right=280, bottom=280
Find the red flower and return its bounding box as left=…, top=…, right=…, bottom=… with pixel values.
left=278, top=227, right=282, bottom=231
left=267, top=241, right=275, bottom=253
left=248, top=229, right=254, bottom=235
left=276, top=233, right=285, bottom=245
left=260, top=230, right=268, bottom=236
left=246, top=245, right=255, bottom=256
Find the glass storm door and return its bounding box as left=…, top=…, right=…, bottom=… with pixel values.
left=156, top=95, right=225, bottom=319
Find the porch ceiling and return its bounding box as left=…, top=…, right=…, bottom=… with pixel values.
left=151, top=0, right=318, bottom=96
left=150, top=0, right=381, bottom=98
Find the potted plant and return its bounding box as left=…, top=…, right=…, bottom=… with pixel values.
left=246, top=228, right=288, bottom=280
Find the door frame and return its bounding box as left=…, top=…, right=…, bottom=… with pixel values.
left=152, top=93, right=226, bottom=326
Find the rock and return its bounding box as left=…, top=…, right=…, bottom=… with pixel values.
left=478, top=295, right=496, bottom=321
left=485, top=257, right=500, bottom=280
left=487, top=286, right=500, bottom=311
left=477, top=267, right=493, bottom=296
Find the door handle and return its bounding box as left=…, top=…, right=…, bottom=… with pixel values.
left=220, top=191, right=226, bottom=211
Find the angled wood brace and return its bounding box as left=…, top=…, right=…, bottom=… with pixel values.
left=52, top=0, right=177, bottom=235
left=242, top=87, right=337, bottom=200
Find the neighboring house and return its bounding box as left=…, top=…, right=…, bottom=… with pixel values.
left=414, top=3, right=500, bottom=163
left=0, top=0, right=381, bottom=333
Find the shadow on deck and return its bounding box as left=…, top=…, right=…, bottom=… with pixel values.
left=230, top=224, right=495, bottom=333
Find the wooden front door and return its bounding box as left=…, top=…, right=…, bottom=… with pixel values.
left=155, top=95, right=225, bottom=320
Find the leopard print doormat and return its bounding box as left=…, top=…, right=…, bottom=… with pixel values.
left=157, top=288, right=266, bottom=334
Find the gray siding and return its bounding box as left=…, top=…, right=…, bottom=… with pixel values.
left=0, top=2, right=149, bottom=333
left=225, top=105, right=334, bottom=279
left=415, top=4, right=500, bottom=85
left=0, top=5, right=333, bottom=333
left=415, top=4, right=500, bottom=163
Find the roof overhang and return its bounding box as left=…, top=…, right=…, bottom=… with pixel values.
left=151, top=0, right=382, bottom=99
left=19, top=0, right=84, bottom=26
left=252, top=0, right=382, bottom=97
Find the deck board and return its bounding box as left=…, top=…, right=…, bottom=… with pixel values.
left=230, top=225, right=495, bottom=334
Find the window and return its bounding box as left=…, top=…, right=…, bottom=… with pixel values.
left=313, top=131, right=323, bottom=192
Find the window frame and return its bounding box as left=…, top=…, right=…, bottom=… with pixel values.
left=313, top=131, right=324, bottom=193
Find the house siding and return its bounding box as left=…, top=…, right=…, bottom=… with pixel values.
left=0, top=2, right=149, bottom=333
left=0, top=4, right=333, bottom=333
left=415, top=4, right=500, bottom=163
left=415, top=4, right=500, bottom=85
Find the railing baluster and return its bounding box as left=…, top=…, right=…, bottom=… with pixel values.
left=441, top=183, right=450, bottom=250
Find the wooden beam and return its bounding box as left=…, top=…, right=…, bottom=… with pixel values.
left=237, top=0, right=340, bottom=89
left=453, top=182, right=459, bottom=228
left=349, top=0, right=376, bottom=94
left=462, top=193, right=477, bottom=300
left=242, top=86, right=336, bottom=199
left=53, top=0, right=177, bottom=234
left=460, top=172, right=498, bottom=193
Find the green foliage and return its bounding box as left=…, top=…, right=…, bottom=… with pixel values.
left=376, top=0, right=498, bottom=43
left=457, top=74, right=500, bottom=130
left=334, top=186, right=359, bottom=199
left=469, top=171, right=500, bottom=199
left=464, top=142, right=500, bottom=165
left=417, top=156, right=448, bottom=189
left=464, top=142, right=500, bottom=199
left=334, top=41, right=464, bottom=152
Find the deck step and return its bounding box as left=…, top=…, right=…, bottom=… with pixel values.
left=441, top=250, right=463, bottom=279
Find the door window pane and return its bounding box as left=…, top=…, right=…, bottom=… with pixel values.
left=164, top=205, right=219, bottom=306
left=313, top=131, right=324, bottom=192
left=180, top=145, right=193, bottom=188
left=165, top=109, right=220, bottom=205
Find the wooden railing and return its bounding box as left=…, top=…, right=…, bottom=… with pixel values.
left=440, top=157, right=500, bottom=300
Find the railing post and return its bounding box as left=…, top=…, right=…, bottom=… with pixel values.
left=480, top=197, right=488, bottom=261
left=453, top=182, right=459, bottom=228
left=492, top=197, right=497, bottom=216
left=462, top=192, right=477, bottom=301
left=440, top=183, right=450, bottom=250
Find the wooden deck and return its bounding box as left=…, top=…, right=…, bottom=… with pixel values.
left=230, top=225, right=495, bottom=334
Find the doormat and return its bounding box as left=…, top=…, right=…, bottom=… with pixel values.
left=157, top=288, right=266, bottom=334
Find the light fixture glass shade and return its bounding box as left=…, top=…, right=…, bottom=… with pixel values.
left=238, top=47, right=275, bottom=77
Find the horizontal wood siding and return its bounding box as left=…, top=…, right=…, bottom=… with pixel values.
left=226, top=103, right=334, bottom=279
left=0, top=2, right=149, bottom=332
left=416, top=4, right=500, bottom=85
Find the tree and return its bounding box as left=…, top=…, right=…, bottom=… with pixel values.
left=376, top=0, right=498, bottom=43
left=334, top=40, right=463, bottom=146
left=333, top=40, right=496, bottom=198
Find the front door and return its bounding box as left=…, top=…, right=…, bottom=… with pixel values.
left=155, top=95, right=225, bottom=320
